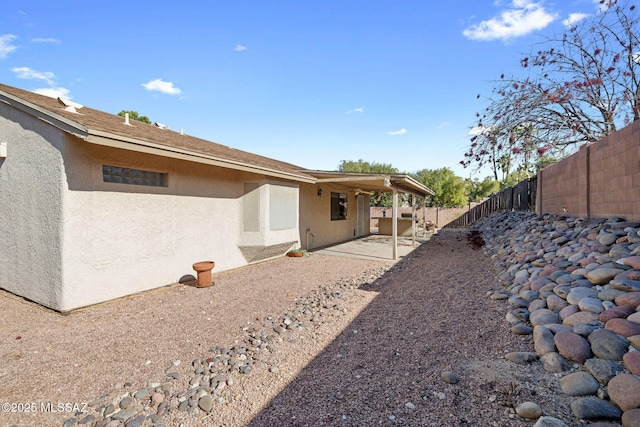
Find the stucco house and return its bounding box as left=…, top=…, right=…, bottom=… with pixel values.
left=0, top=83, right=433, bottom=312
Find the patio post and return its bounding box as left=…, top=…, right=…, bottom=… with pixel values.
left=411, top=196, right=416, bottom=246
left=392, top=187, right=398, bottom=260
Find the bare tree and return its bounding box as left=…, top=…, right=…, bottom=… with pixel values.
left=463, top=0, right=640, bottom=174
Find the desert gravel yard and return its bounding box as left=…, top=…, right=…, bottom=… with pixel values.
left=0, top=229, right=575, bottom=426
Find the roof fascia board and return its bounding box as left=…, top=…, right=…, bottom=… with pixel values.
left=0, top=90, right=88, bottom=138
left=86, top=130, right=315, bottom=183
left=391, top=176, right=435, bottom=196
left=312, top=172, right=434, bottom=197
left=314, top=176, right=389, bottom=183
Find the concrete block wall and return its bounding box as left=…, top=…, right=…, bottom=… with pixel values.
left=370, top=204, right=482, bottom=229
left=537, top=120, right=640, bottom=221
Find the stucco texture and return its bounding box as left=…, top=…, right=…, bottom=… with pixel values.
left=0, top=104, right=65, bottom=309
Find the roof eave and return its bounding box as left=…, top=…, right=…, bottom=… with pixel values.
left=86, top=130, right=316, bottom=183
left=0, top=90, right=88, bottom=138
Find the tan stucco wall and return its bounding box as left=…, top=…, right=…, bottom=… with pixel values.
left=298, top=183, right=370, bottom=250
left=0, top=104, right=65, bottom=310
left=58, top=138, right=300, bottom=310
left=1, top=106, right=301, bottom=311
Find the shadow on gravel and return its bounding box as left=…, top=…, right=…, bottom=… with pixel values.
left=247, top=229, right=563, bottom=426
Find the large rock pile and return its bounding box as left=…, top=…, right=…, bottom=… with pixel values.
left=481, top=212, right=640, bottom=426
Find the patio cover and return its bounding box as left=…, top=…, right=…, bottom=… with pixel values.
left=304, top=171, right=435, bottom=259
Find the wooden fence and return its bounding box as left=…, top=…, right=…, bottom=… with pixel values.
left=445, top=176, right=537, bottom=228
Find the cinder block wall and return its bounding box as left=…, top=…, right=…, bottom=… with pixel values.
left=370, top=205, right=481, bottom=229
left=537, top=120, right=640, bottom=221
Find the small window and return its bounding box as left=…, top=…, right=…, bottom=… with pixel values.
left=331, top=192, right=348, bottom=221
left=103, top=165, right=168, bottom=187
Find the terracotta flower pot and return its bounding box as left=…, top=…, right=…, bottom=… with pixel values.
left=192, top=261, right=215, bottom=288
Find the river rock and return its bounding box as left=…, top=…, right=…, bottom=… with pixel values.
left=540, top=352, right=571, bottom=373
left=608, top=374, right=640, bottom=411
left=600, top=306, right=637, bottom=322
left=606, top=318, right=640, bottom=337
left=620, top=256, right=640, bottom=269
left=599, top=233, right=619, bottom=246
left=505, top=352, right=539, bottom=364
left=198, top=395, right=213, bottom=412
left=587, top=268, right=625, bottom=285
left=520, top=289, right=540, bottom=301
left=529, top=299, right=547, bottom=312
left=599, top=287, right=627, bottom=302
left=570, top=396, right=622, bottom=420
left=509, top=296, right=530, bottom=308
left=624, top=352, right=640, bottom=376
left=616, top=292, right=640, bottom=308
left=584, top=358, right=625, bottom=384
left=534, top=325, right=556, bottom=355
left=441, top=371, right=459, bottom=384
left=567, top=287, right=599, bottom=305
left=554, top=330, right=592, bottom=363
left=547, top=294, right=569, bottom=311
left=574, top=321, right=603, bottom=337
left=512, top=324, right=533, bottom=335
left=516, top=401, right=542, bottom=419
left=559, top=371, right=600, bottom=396
left=563, top=311, right=599, bottom=327
left=125, top=415, right=145, bottom=427
left=533, top=416, right=568, bottom=427
left=589, top=328, right=630, bottom=360
left=531, top=309, right=561, bottom=326
left=559, top=305, right=580, bottom=320
left=578, top=297, right=605, bottom=313
left=611, top=279, right=640, bottom=292
left=621, top=408, right=640, bottom=427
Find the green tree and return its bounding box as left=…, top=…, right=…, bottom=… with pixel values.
left=466, top=176, right=500, bottom=202
left=118, top=110, right=151, bottom=124
left=413, top=168, right=467, bottom=208
left=535, top=155, right=560, bottom=171
left=338, top=159, right=399, bottom=173
left=501, top=169, right=532, bottom=189
left=338, top=159, right=400, bottom=207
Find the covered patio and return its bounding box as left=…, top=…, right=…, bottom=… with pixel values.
left=304, top=171, right=435, bottom=260
left=312, top=233, right=434, bottom=261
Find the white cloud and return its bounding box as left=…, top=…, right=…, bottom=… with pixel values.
left=463, top=0, right=558, bottom=41
left=235, top=45, right=247, bottom=52
left=142, top=78, right=182, bottom=95
left=387, top=128, right=407, bottom=135
left=347, top=107, right=364, bottom=114
left=32, top=37, right=61, bottom=44
left=563, top=12, right=589, bottom=28
left=33, top=86, right=71, bottom=99
left=12, top=66, right=56, bottom=84
left=0, top=34, right=18, bottom=59
left=469, top=125, right=496, bottom=136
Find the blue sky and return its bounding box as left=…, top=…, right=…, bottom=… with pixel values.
left=0, top=1, right=602, bottom=178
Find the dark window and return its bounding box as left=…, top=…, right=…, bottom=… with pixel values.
left=331, top=192, right=348, bottom=221
left=102, top=165, right=167, bottom=187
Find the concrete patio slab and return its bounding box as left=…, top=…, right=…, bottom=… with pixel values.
left=311, top=232, right=435, bottom=261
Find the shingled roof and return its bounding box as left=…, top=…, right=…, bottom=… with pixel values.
left=0, top=83, right=315, bottom=183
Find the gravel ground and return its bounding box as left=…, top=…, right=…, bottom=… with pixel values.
left=1, top=229, right=575, bottom=427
